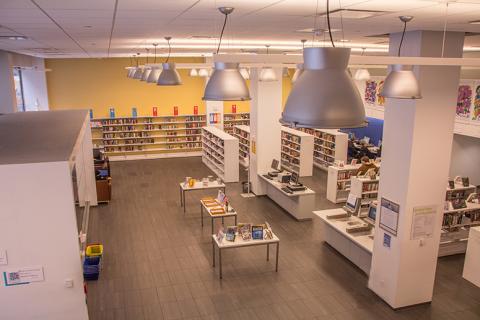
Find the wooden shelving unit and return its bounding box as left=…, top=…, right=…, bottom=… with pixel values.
left=90, top=115, right=205, bottom=161
left=299, top=128, right=348, bottom=170
left=224, top=112, right=250, bottom=134
left=326, top=164, right=361, bottom=203
left=232, top=125, right=250, bottom=168
left=202, top=126, right=239, bottom=183
left=280, top=127, right=314, bottom=177
left=349, top=176, right=379, bottom=213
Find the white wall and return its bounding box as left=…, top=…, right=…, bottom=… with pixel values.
left=450, top=134, right=480, bottom=185
left=21, top=58, right=50, bottom=111
left=0, top=161, right=88, bottom=320
left=0, top=50, right=16, bottom=113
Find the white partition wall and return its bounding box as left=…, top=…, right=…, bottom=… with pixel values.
left=249, top=68, right=283, bottom=195
left=368, top=31, right=464, bottom=309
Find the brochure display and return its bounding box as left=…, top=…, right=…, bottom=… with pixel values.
left=280, top=127, right=314, bottom=177
left=200, top=194, right=238, bottom=233
left=202, top=126, right=239, bottom=183
left=90, top=114, right=205, bottom=161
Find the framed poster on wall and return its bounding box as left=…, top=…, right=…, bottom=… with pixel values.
left=379, top=197, right=400, bottom=236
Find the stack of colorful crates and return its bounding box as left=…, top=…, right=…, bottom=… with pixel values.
left=83, top=244, right=103, bottom=281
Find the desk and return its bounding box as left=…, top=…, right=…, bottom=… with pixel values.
left=314, top=208, right=374, bottom=274
left=258, top=174, right=315, bottom=220
left=212, top=233, right=280, bottom=279
left=200, top=200, right=238, bottom=233
left=179, top=181, right=226, bottom=213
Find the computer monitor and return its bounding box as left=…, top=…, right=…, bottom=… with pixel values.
left=290, top=171, right=299, bottom=185
left=343, top=194, right=359, bottom=214
left=271, top=159, right=279, bottom=172
left=365, top=204, right=377, bottom=226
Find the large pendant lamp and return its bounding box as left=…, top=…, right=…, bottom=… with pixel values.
left=280, top=0, right=366, bottom=129
left=198, top=68, right=209, bottom=77
left=353, top=48, right=370, bottom=81
left=259, top=45, right=277, bottom=82
left=132, top=53, right=143, bottom=79
left=292, top=40, right=307, bottom=83
left=380, top=16, right=421, bottom=99
left=157, top=36, right=182, bottom=86
left=240, top=68, right=250, bottom=80
left=189, top=69, right=198, bottom=77
left=147, top=43, right=161, bottom=83
left=203, top=7, right=250, bottom=101
left=140, top=48, right=151, bottom=81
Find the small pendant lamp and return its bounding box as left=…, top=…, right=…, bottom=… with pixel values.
left=282, top=67, right=290, bottom=77
left=147, top=43, right=161, bottom=83
left=140, top=48, right=151, bottom=81
left=280, top=0, right=366, bottom=129
left=259, top=45, right=277, bottom=82
left=203, top=7, right=250, bottom=101
left=240, top=68, right=250, bottom=80
left=353, top=48, right=370, bottom=81
left=189, top=69, right=198, bottom=77
left=380, top=16, right=421, bottom=99
left=157, top=37, right=182, bottom=86
left=198, top=68, right=209, bottom=77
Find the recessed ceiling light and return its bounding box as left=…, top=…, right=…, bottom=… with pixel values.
left=469, top=20, right=480, bottom=25
left=0, top=35, right=28, bottom=40
left=339, top=39, right=350, bottom=42
left=295, top=28, right=341, bottom=34
left=316, top=9, right=387, bottom=19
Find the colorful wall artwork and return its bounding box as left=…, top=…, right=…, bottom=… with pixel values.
left=365, top=80, right=377, bottom=105
left=473, top=85, right=480, bottom=121
left=377, top=80, right=385, bottom=106
left=456, top=85, right=472, bottom=118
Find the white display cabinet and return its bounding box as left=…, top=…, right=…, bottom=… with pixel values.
left=326, top=164, right=361, bottom=203
left=280, top=127, right=314, bottom=177
left=202, top=126, right=239, bottom=183
left=232, top=125, right=250, bottom=168
left=299, top=128, right=348, bottom=170
left=349, top=176, right=379, bottom=213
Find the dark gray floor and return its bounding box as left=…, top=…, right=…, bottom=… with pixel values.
left=86, top=157, right=480, bottom=320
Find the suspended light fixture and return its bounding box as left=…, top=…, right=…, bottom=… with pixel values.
left=189, top=69, right=198, bottom=77
left=282, top=67, right=289, bottom=78
left=259, top=45, right=277, bottom=82
left=240, top=68, right=250, bottom=80
left=292, top=40, right=307, bottom=83
left=132, top=53, right=143, bottom=79
left=380, top=16, right=421, bottom=99
left=198, top=68, right=209, bottom=77
left=126, top=54, right=136, bottom=78
left=353, top=48, right=370, bottom=81
left=203, top=7, right=250, bottom=101
left=157, top=36, right=182, bottom=86
left=147, top=43, right=161, bottom=83
left=141, top=48, right=151, bottom=81
left=280, top=0, right=366, bottom=129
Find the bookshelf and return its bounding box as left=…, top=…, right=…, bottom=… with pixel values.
left=349, top=176, right=379, bottom=212
left=202, top=126, right=239, bottom=183
left=280, top=127, right=314, bottom=177
left=439, top=182, right=479, bottom=256
left=224, top=112, right=250, bottom=134
left=90, top=114, right=205, bottom=161
left=232, top=125, right=250, bottom=168
left=299, top=128, right=348, bottom=170
left=326, top=164, right=361, bottom=203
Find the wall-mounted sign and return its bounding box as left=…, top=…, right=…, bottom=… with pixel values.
left=193, top=105, right=198, bottom=115
left=3, top=266, right=44, bottom=287
left=411, top=205, right=437, bottom=240
left=383, top=233, right=391, bottom=248
left=109, top=107, right=115, bottom=119
left=231, top=104, right=237, bottom=113
left=173, top=106, right=179, bottom=116
left=152, top=107, right=158, bottom=117
left=379, top=197, right=400, bottom=236
left=131, top=107, right=138, bottom=118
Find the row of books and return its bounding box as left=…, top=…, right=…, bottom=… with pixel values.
left=281, top=132, right=301, bottom=144
left=443, top=211, right=480, bottom=228
left=224, top=114, right=250, bottom=121
left=104, top=138, right=154, bottom=146
left=281, top=153, right=300, bottom=166
left=362, top=182, right=379, bottom=192
left=282, top=147, right=300, bottom=158
left=338, top=171, right=357, bottom=180
left=314, top=145, right=334, bottom=156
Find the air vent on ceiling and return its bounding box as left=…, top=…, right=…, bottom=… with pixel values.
left=189, top=35, right=216, bottom=39
left=0, top=35, right=28, bottom=40
left=314, top=9, right=387, bottom=19
left=295, top=28, right=341, bottom=34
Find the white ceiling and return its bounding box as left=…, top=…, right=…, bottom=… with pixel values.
left=1, top=0, right=480, bottom=58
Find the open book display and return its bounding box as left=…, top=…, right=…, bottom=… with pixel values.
left=216, top=221, right=274, bottom=243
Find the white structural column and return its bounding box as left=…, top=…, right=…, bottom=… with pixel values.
left=0, top=50, right=16, bottom=113
left=249, top=68, right=283, bottom=195
left=368, top=31, right=464, bottom=308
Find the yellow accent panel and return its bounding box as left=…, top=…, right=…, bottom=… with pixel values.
left=45, top=57, right=206, bottom=118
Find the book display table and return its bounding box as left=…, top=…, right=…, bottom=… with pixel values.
left=200, top=199, right=238, bottom=233
left=211, top=232, right=280, bottom=279
left=179, top=180, right=226, bottom=213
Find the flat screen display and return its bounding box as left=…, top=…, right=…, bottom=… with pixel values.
left=271, top=159, right=279, bottom=171
left=346, top=194, right=357, bottom=210
left=290, top=172, right=299, bottom=185
left=368, top=205, right=377, bottom=221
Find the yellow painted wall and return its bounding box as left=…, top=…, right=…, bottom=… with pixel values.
left=46, top=57, right=292, bottom=117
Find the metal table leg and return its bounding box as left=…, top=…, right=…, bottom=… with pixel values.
left=211, top=217, right=214, bottom=234
left=212, top=240, right=215, bottom=267
left=234, top=215, right=237, bottom=225
left=183, top=190, right=186, bottom=213
left=219, top=248, right=222, bottom=279
left=179, top=186, right=183, bottom=207
left=221, top=216, right=224, bottom=225
left=267, top=244, right=270, bottom=261
left=275, top=243, right=279, bottom=272
left=201, top=204, right=203, bottom=227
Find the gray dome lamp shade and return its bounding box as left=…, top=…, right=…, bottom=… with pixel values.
left=259, top=67, right=277, bottom=82
left=147, top=67, right=161, bottom=83
left=203, top=62, right=251, bottom=101
left=133, top=67, right=144, bottom=79
left=157, top=63, right=182, bottom=86
left=141, top=68, right=151, bottom=81
left=379, top=64, right=421, bottom=99
left=280, top=47, right=366, bottom=129
left=127, top=67, right=136, bottom=78
left=354, top=68, right=370, bottom=81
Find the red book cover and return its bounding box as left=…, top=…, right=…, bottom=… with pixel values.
left=232, top=104, right=237, bottom=113
left=193, top=105, right=198, bottom=115
left=174, top=106, right=178, bottom=116
left=152, top=107, right=158, bottom=116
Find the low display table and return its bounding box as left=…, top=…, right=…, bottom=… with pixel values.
left=258, top=174, right=315, bottom=220
left=212, top=232, right=280, bottom=279
left=179, top=180, right=226, bottom=213
left=200, top=199, right=238, bottom=233
left=314, top=208, right=374, bottom=274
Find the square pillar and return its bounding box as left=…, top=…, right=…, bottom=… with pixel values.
left=368, top=31, right=464, bottom=308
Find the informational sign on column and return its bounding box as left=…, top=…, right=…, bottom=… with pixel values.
left=379, top=197, right=400, bottom=236
left=3, top=266, right=44, bottom=287
left=411, top=205, right=437, bottom=240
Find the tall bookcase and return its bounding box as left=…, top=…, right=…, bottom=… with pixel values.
left=349, top=176, right=379, bottom=213
left=440, top=183, right=479, bottom=256
left=232, top=125, right=250, bottom=168
left=280, top=127, right=314, bottom=177
left=224, top=112, right=250, bottom=134
left=202, top=126, right=239, bottom=183
left=326, top=164, right=361, bottom=203
left=299, top=128, right=348, bottom=170
left=90, top=114, right=205, bottom=161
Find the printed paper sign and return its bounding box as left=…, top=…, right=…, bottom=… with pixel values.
left=109, top=107, right=115, bottom=119
left=152, top=107, right=158, bottom=116
left=132, top=107, right=138, bottom=118
left=194, top=105, right=198, bottom=115
left=379, top=197, right=400, bottom=236
left=383, top=233, right=391, bottom=248
left=4, top=266, right=44, bottom=286
left=0, top=250, right=7, bottom=265
left=174, top=106, right=178, bottom=116
left=411, top=206, right=437, bottom=240
left=232, top=104, right=237, bottom=113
